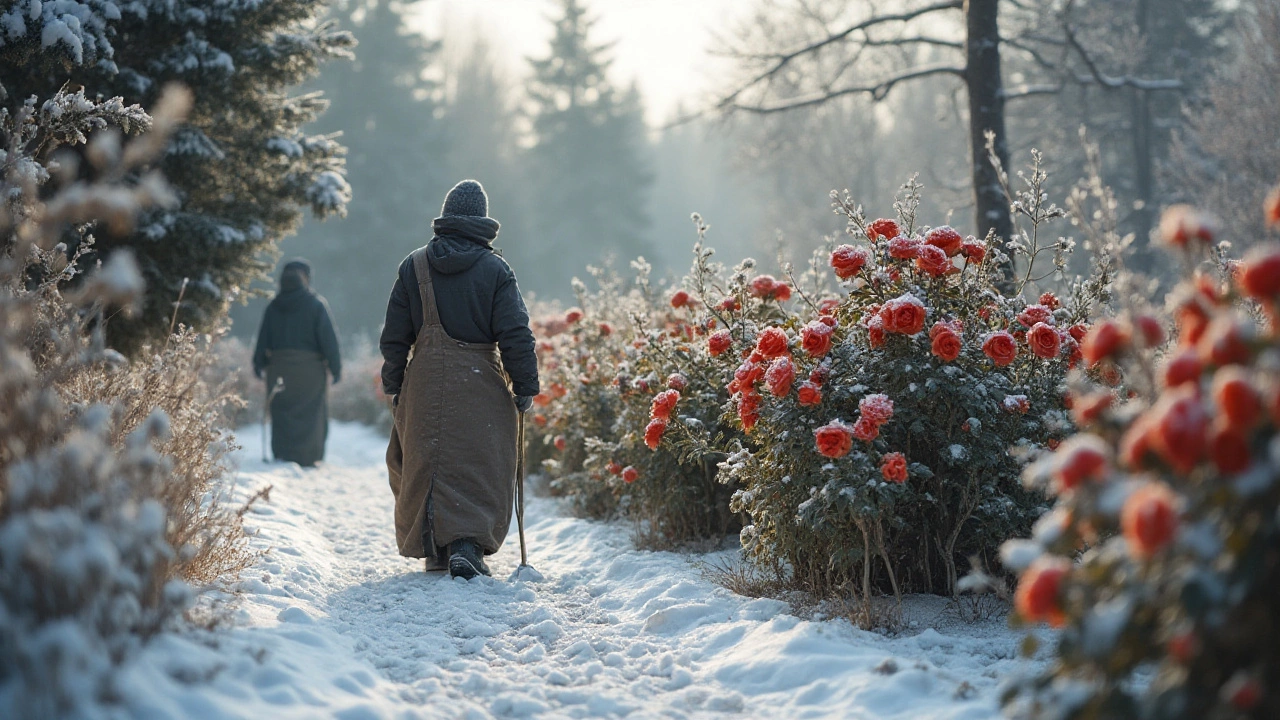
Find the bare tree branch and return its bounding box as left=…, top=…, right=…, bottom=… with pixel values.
left=1062, top=16, right=1183, bottom=91
left=715, top=0, right=964, bottom=110
left=727, top=64, right=967, bottom=114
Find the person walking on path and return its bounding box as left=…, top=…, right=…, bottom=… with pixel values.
left=380, top=180, right=539, bottom=579
left=253, top=259, right=343, bottom=467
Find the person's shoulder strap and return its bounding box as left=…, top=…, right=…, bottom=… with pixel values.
left=410, top=247, right=442, bottom=327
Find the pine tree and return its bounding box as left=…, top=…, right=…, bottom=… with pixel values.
left=520, top=0, right=653, bottom=297
left=266, top=0, right=448, bottom=338
left=0, top=0, right=354, bottom=354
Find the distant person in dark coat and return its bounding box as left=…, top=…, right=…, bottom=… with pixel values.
left=253, top=259, right=342, bottom=467
left=380, top=179, right=539, bottom=579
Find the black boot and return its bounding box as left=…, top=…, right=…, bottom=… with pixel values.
left=448, top=538, right=491, bottom=580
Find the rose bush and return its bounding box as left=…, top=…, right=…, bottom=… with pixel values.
left=1001, top=194, right=1280, bottom=720
left=526, top=243, right=750, bottom=547
left=708, top=176, right=1096, bottom=602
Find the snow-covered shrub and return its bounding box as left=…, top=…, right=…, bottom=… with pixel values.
left=1002, top=194, right=1280, bottom=719
left=528, top=240, right=753, bottom=546
left=0, top=86, right=258, bottom=717
left=713, top=172, right=1107, bottom=601
left=327, top=338, right=393, bottom=433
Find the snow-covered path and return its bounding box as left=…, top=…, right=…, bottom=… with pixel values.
left=122, top=422, right=1042, bottom=719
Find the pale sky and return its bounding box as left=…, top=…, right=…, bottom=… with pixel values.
left=407, top=0, right=746, bottom=125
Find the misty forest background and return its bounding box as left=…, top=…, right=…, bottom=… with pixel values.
left=228, top=0, right=1255, bottom=348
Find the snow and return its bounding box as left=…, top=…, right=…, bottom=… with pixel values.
left=112, top=422, right=1046, bottom=719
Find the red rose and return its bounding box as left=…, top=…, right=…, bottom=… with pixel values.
left=852, top=417, right=879, bottom=442
left=1161, top=349, right=1201, bottom=389
left=859, top=393, right=894, bottom=426
left=718, top=297, right=741, bottom=312
left=1017, top=305, right=1052, bottom=328
left=1197, top=315, right=1252, bottom=367
left=1213, top=367, right=1261, bottom=429
left=960, top=240, right=986, bottom=262
left=880, top=295, right=927, bottom=335
left=982, top=331, right=1018, bottom=367
left=887, top=235, right=921, bottom=259
left=818, top=298, right=841, bottom=316
left=644, top=418, right=668, bottom=450
left=1209, top=420, right=1251, bottom=475
left=866, top=218, right=900, bottom=241
left=1224, top=674, right=1263, bottom=711
left=733, top=360, right=764, bottom=389
left=598, top=322, right=613, bottom=336
left=666, top=373, right=688, bottom=391
left=1158, top=205, right=1218, bottom=247
left=1051, top=434, right=1109, bottom=493
left=1038, top=292, right=1061, bottom=310
left=1015, top=557, right=1069, bottom=627
left=1003, top=395, right=1030, bottom=414
left=533, top=414, right=548, bottom=428
left=925, top=225, right=963, bottom=256
left=755, top=327, right=790, bottom=358
left=830, top=245, right=870, bottom=279
left=670, top=290, right=691, bottom=308
left=814, top=421, right=855, bottom=458
left=565, top=307, right=584, bottom=324
left=765, top=356, right=796, bottom=397
left=797, top=382, right=823, bottom=407
left=750, top=275, right=777, bottom=298
left=737, top=390, right=762, bottom=431
left=931, top=328, right=962, bottom=362
left=1081, top=319, right=1130, bottom=367
left=534, top=393, right=552, bottom=407
left=1238, top=243, right=1280, bottom=300
left=1067, top=324, right=1088, bottom=342
left=809, top=362, right=830, bottom=387
left=606, top=461, right=623, bottom=476
left=1266, top=185, right=1280, bottom=228
left=1150, top=390, right=1208, bottom=473
left=1071, top=392, right=1112, bottom=427
left=1028, top=322, right=1061, bottom=359
left=801, top=321, right=834, bottom=357
left=1121, top=482, right=1180, bottom=559
left=880, top=452, right=908, bottom=482
left=554, top=435, right=567, bottom=451
left=651, top=389, right=680, bottom=421
left=622, top=466, right=639, bottom=483
left=818, top=315, right=836, bottom=327
left=1133, top=315, right=1166, bottom=348
left=914, top=244, right=951, bottom=277
left=708, top=330, right=732, bottom=357
left=867, top=316, right=885, bottom=348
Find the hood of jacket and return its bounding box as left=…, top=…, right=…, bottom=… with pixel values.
left=426, top=215, right=501, bottom=275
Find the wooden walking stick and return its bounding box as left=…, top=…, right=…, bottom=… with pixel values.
left=262, top=375, right=285, bottom=463
left=511, top=411, right=543, bottom=581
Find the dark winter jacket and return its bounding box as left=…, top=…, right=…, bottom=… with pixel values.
left=379, top=215, right=539, bottom=398
left=253, top=270, right=343, bottom=382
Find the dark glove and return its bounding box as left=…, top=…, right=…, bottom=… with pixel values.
left=332, top=374, right=341, bottom=386
left=515, top=395, right=533, bottom=413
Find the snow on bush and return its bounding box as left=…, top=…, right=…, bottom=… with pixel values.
left=0, top=86, right=259, bottom=717
left=703, top=172, right=1108, bottom=604
left=527, top=250, right=747, bottom=545
left=1001, top=194, right=1280, bottom=719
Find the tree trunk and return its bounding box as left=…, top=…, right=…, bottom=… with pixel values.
left=964, top=0, right=1013, bottom=277
left=1130, top=0, right=1155, bottom=258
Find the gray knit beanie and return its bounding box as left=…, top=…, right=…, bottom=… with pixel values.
left=441, top=179, right=489, bottom=218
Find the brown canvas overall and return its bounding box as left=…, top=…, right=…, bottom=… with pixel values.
left=386, top=248, right=517, bottom=559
